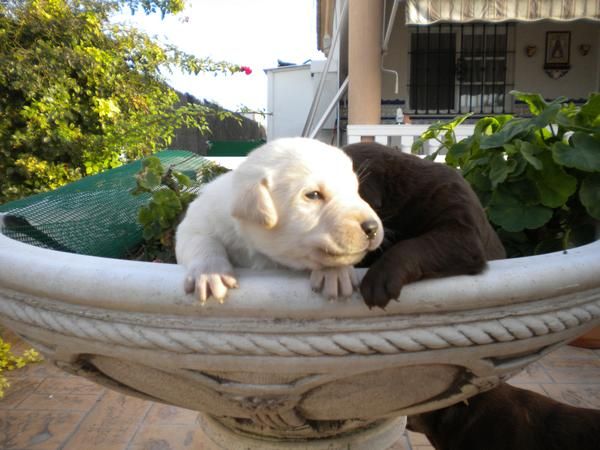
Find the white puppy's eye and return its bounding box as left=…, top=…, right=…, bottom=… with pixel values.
left=305, top=190, right=324, bottom=201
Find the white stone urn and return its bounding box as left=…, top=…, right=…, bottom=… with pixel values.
left=1, top=228, right=600, bottom=449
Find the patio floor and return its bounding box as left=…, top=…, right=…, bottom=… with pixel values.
left=1, top=328, right=599, bottom=450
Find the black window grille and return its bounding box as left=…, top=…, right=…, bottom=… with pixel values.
left=408, top=23, right=515, bottom=116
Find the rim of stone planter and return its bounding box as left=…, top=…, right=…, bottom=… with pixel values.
left=1, top=227, right=600, bottom=449
left=1, top=229, right=599, bottom=319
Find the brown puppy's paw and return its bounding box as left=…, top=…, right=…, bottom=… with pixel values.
left=360, top=261, right=407, bottom=309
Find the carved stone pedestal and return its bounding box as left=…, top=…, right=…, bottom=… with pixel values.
left=200, top=415, right=406, bottom=450
left=1, top=231, right=599, bottom=449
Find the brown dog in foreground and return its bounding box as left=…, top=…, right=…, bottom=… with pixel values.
left=344, top=142, right=505, bottom=309
left=407, top=382, right=600, bottom=450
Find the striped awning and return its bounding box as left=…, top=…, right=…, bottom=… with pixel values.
left=406, top=0, right=600, bottom=24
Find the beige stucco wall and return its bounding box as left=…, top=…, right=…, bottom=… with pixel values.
left=514, top=21, right=599, bottom=100
left=381, top=6, right=410, bottom=103
left=380, top=7, right=599, bottom=107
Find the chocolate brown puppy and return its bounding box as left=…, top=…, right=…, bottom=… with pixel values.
left=407, top=382, right=600, bottom=450
left=344, top=142, right=505, bottom=309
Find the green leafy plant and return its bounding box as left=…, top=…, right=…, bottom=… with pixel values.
left=413, top=91, right=600, bottom=257
left=0, top=331, right=42, bottom=398
left=131, top=156, right=228, bottom=261
left=0, top=0, right=247, bottom=203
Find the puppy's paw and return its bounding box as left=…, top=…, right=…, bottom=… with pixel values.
left=360, top=264, right=406, bottom=310
left=310, top=266, right=359, bottom=300
left=184, top=264, right=238, bottom=304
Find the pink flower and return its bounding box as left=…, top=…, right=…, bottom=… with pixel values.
left=240, top=66, right=252, bottom=75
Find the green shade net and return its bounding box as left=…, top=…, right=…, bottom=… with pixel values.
left=207, top=139, right=265, bottom=156
left=0, top=150, right=212, bottom=258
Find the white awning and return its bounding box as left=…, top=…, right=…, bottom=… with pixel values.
left=406, top=0, right=600, bottom=24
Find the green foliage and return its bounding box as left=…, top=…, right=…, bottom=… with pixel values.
left=131, top=156, right=228, bottom=261
left=413, top=91, right=600, bottom=257
left=0, top=332, right=42, bottom=398
left=0, top=0, right=244, bottom=203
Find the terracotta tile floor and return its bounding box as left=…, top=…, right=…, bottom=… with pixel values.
left=1, top=329, right=599, bottom=450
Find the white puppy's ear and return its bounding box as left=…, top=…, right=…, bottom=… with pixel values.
left=231, top=174, right=278, bottom=229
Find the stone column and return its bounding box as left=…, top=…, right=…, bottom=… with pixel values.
left=348, top=0, right=383, bottom=141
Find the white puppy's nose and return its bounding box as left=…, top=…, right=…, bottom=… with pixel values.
left=361, top=220, right=379, bottom=239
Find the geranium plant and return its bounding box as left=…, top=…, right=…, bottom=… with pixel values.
left=413, top=91, right=600, bottom=257
left=131, top=156, right=229, bottom=262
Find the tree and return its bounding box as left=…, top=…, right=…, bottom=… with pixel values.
left=0, top=0, right=245, bottom=203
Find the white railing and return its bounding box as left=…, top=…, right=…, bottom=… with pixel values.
left=208, top=124, right=476, bottom=168
left=347, top=124, right=476, bottom=155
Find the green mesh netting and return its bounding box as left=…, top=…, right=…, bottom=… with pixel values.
left=0, top=150, right=212, bottom=258
left=208, top=139, right=265, bottom=156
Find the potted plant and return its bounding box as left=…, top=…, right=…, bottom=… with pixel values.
left=413, top=90, right=600, bottom=348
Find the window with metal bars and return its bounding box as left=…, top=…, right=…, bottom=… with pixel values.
left=408, top=23, right=515, bottom=116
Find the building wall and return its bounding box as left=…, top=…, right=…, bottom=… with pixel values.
left=266, top=63, right=338, bottom=141
left=266, top=65, right=313, bottom=140
left=513, top=21, right=599, bottom=100
left=381, top=6, right=411, bottom=106
left=380, top=7, right=599, bottom=112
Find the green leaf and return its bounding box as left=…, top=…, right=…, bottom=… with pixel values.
left=506, top=155, right=527, bottom=180
left=530, top=102, right=561, bottom=128
left=461, top=149, right=491, bottom=173
left=142, top=156, right=164, bottom=174
left=518, top=141, right=543, bottom=170
left=173, top=171, right=191, bottom=187
left=578, top=92, right=600, bottom=128
left=488, top=188, right=553, bottom=232
left=580, top=173, right=600, bottom=220
left=152, top=188, right=180, bottom=206
left=179, top=191, right=197, bottom=208
left=465, top=168, right=492, bottom=196
left=502, top=143, right=518, bottom=156
left=424, top=148, right=442, bottom=161
left=480, top=118, right=531, bottom=149
left=489, top=152, right=510, bottom=188
left=428, top=113, right=473, bottom=133
left=412, top=113, right=472, bottom=154
left=475, top=115, right=514, bottom=136
left=138, top=206, right=153, bottom=226
left=510, top=91, right=549, bottom=115
left=552, top=132, right=600, bottom=172
left=529, top=153, right=577, bottom=208
left=510, top=90, right=567, bottom=115
left=444, top=113, right=473, bottom=130
left=411, top=137, right=426, bottom=154
left=504, top=179, right=540, bottom=205
left=474, top=117, right=499, bottom=136
left=445, top=138, right=473, bottom=167
left=137, top=169, right=161, bottom=190
left=480, top=103, right=560, bottom=150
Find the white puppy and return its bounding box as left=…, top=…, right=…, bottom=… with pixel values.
left=175, top=137, right=383, bottom=303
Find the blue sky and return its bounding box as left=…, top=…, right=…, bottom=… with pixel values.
left=112, top=0, right=324, bottom=112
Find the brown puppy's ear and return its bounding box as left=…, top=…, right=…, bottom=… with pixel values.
left=231, top=175, right=278, bottom=229
left=359, top=177, right=383, bottom=211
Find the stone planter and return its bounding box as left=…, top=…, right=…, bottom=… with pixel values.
left=1, top=229, right=599, bottom=449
